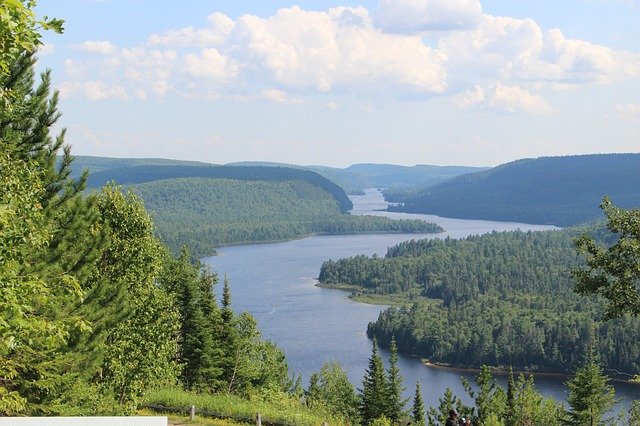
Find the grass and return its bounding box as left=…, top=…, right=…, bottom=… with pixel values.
left=141, top=388, right=342, bottom=426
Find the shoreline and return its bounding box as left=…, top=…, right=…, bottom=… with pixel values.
left=422, top=360, right=640, bottom=385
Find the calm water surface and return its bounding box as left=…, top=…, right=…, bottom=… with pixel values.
left=202, top=189, right=639, bottom=412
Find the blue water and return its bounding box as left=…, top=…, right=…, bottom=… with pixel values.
left=202, top=189, right=639, bottom=413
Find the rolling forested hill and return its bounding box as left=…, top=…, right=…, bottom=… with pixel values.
left=132, top=178, right=442, bottom=256
left=318, top=225, right=640, bottom=377
left=387, top=154, right=640, bottom=226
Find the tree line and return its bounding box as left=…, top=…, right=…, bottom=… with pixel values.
left=319, top=228, right=640, bottom=376
left=130, top=177, right=443, bottom=256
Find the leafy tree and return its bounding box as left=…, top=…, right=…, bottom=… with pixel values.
left=565, top=361, right=616, bottom=425
left=93, top=186, right=179, bottom=412
left=0, top=0, right=64, bottom=77
left=574, top=197, right=640, bottom=319
left=306, top=362, right=360, bottom=422
left=360, top=337, right=389, bottom=425
left=629, top=400, right=640, bottom=426
left=411, top=381, right=425, bottom=425
left=386, top=336, right=408, bottom=422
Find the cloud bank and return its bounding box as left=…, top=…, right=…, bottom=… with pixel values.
left=58, top=0, right=640, bottom=114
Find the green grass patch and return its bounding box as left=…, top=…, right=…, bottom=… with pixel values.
left=142, top=388, right=343, bottom=426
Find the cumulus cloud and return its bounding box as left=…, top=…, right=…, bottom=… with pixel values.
left=56, top=4, right=639, bottom=111
left=60, top=80, right=128, bottom=100
left=376, top=0, right=482, bottom=33
left=261, top=89, right=302, bottom=104
left=455, top=83, right=553, bottom=114
left=77, top=40, right=116, bottom=54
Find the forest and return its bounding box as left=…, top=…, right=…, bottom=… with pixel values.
left=319, top=226, right=640, bottom=376
left=130, top=177, right=442, bottom=256
left=386, top=154, right=640, bottom=226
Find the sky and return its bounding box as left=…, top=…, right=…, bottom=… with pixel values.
left=34, top=0, right=640, bottom=168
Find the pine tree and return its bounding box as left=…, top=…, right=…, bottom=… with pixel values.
left=505, top=367, right=516, bottom=426
left=566, top=361, right=616, bottom=425
left=360, top=337, right=389, bottom=425
left=412, top=381, right=425, bottom=425
left=386, top=336, right=408, bottom=422
left=159, top=247, right=223, bottom=391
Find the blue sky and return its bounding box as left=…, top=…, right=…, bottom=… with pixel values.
left=35, top=0, right=639, bottom=167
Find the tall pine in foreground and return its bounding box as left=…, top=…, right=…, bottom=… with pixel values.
left=565, top=361, right=615, bottom=425
left=360, top=337, right=389, bottom=425
left=386, top=336, right=407, bottom=423
left=412, top=381, right=425, bottom=425
left=159, top=247, right=224, bottom=391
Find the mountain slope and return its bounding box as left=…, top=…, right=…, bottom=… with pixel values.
left=389, top=154, right=640, bottom=226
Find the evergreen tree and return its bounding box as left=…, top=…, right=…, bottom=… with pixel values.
left=159, top=247, right=224, bottom=391
left=505, top=367, right=516, bottom=426
left=360, top=337, right=389, bottom=425
left=565, top=361, right=616, bottom=425
left=463, top=365, right=506, bottom=424
left=412, top=381, right=425, bottom=426
left=386, top=336, right=407, bottom=422
left=427, top=387, right=470, bottom=426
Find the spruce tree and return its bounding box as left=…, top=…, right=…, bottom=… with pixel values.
left=505, top=367, right=516, bottom=426
left=565, top=361, right=615, bottom=425
left=412, top=381, right=425, bottom=426
left=360, top=337, right=389, bottom=425
left=386, top=336, right=408, bottom=422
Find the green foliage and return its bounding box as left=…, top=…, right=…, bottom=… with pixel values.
left=159, top=247, right=224, bottom=391
left=389, top=154, right=640, bottom=227
left=322, top=228, right=640, bottom=375
left=386, top=336, right=408, bottom=423
left=462, top=365, right=506, bottom=424
left=360, top=337, right=389, bottom=425
left=426, top=387, right=470, bottom=426
left=510, top=374, right=563, bottom=426
left=93, top=186, right=180, bottom=412
left=130, top=177, right=441, bottom=256
left=305, top=362, right=360, bottom=422
left=411, top=381, right=426, bottom=425
left=143, top=387, right=342, bottom=425
left=565, top=361, right=616, bottom=425
left=574, top=196, right=640, bottom=319
left=0, top=0, right=63, bottom=78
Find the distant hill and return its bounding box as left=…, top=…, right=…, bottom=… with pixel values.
left=85, top=164, right=354, bottom=213
left=389, top=153, right=640, bottom=226
left=228, top=161, right=485, bottom=193
left=69, top=155, right=208, bottom=179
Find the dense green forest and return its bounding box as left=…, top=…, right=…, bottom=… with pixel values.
left=387, top=154, right=640, bottom=226
left=131, top=177, right=442, bottom=256
left=85, top=164, right=355, bottom=213
left=319, top=227, right=640, bottom=376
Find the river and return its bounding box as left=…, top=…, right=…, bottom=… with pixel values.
left=202, top=189, right=639, bottom=413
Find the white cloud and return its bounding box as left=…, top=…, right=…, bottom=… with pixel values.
left=440, top=15, right=640, bottom=87
left=455, top=83, right=553, bottom=114
left=56, top=5, right=639, bottom=105
left=261, top=88, right=302, bottom=104
left=376, top=0, right=482, bottom=33
left=147, top=12, right=234, bottom=47
left=60, top=80, right=128, bottom=100
left=77, top=40, right=116, bottom=54
left=184, top=48, right=238, bottom=81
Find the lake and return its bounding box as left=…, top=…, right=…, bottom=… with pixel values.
left=202, top=189, right=639, bottom=413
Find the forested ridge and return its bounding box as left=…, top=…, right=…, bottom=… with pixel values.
left=86, top=164, right=355, bottom=213
left=319, top=226, right=640, bottom=376
left=387, top=154, right=640, bottom=226
left=131, top=177, right=442, bottom=256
